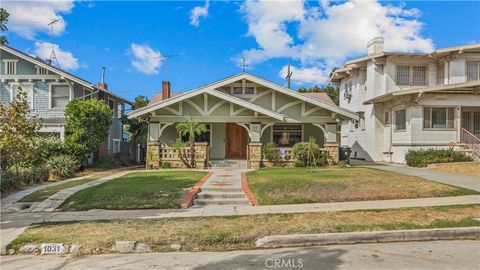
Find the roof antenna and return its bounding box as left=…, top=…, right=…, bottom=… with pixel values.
left=286, top=63, right=293, bottom=89
left=47, top=18, right=61, bottom=67
left=241, top=57, right=248, bottom=72
left=158, top=55, right=177, bottom=81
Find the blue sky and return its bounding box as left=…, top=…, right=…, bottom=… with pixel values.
left=4, top=1, right=480, bottom=103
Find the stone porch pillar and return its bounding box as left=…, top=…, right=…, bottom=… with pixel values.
left=324, top=123, right=339, bottom=163
left=248, top=142, right=262, bottom=169
left=147, top=141, right=160, bottom=169
left=194, top=142, right=208, bottom=169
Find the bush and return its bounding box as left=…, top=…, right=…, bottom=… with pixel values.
left=405, top=149, right=473, bottom=167
left=47, top=154, right=78, bottom=178
left=161, top=161, right=172, bottom=169
left=93, top=153, right=135, bottom=169
left=262, top=142, right=281, bottom=165
left=0, top=172, right=20, bottom=194
left=28, top=136, right=68, bottom=167
left=292, top=137, right=326, bottom=167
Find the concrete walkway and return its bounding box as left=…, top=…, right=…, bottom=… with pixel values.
left=192, top=169, right=249, bottom=206
left=359, top=164, right=480, bottom=192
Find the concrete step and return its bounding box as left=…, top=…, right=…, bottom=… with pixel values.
left=197, top=192, right=246, bottom=199
left=193, top=198, right=249, bottom=206
left=201, top=187, right=243, bottom=192
left=209, top=159, right=248, bottom=169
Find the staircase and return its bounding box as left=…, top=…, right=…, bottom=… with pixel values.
left=192, top=169, right=249, bottom=206
left=209, top=159, right=248, bottom=169
left=460, top=128, right=480, bottom=159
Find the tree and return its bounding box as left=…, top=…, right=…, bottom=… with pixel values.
left=0, top=87, right=42, bottom=172
left=297, top=85, right=339, bottom=105
left=0, top=8, right=9, bottom=45
left=64, top=99, right=112, bottom=165
left=123, top=95, right=149, bottom=146
left=176, top=116, right=206, bottom=168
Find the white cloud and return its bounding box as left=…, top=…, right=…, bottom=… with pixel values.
left=34, top=41, right=79, bottom=70
left=2, top=0, right=75, bottom=39
left=279, top=65, right=331, bottom=85
left=190, top=0, right=210, bottom=27
left=239, top=0, right=434, bottom=84
left=129, top=43, right=162, bottom=75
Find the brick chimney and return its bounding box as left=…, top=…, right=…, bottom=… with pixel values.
left=98, top=66, right=108, bottom=90
left=162, top=81, right=171, bottom=99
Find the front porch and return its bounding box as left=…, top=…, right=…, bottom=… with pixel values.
left=146, top=122, right=340, bottom=169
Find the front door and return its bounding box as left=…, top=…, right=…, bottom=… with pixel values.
left=225, top=123, right=247, bottom=159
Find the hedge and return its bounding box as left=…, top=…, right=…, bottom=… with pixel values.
left=405, top=149, right=473, bottom=167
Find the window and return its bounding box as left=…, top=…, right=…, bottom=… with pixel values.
left=3, top=60, right=18, bottom=75
left=424, top=107, right=454, bottom=129
left=232, top=86, right=255, bottom=95
left=50, top=85, right=70, bottom=109
left=396, top=65, right=427, bottom=86
left=108, top=98, right=115, bottom=118
left=360, top=116, right=365, bottom=130
left=36, top=66, right=48, bottom=75
left=11, top=83, right=33, bottom=108
left=384, top=111, right=391, bottom=126
left=181, top=124, right=211, bottom=143
left=395, top=109, right=406, bottom=131
left=272, top=125, right=302, bottom=147
left=233, top=87, right=243, bottom=94
left=466, top=60, right=480, bottom=82
left=113, top=139, right=121, bottom=154
left=244, top=87, right=255, bottom=94
left=117, top=104, right=123, bottom=119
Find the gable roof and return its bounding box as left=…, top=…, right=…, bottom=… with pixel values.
left=148, top=92, right=181, bottom=105
left=302, top=92, right=335, bottom=105
left=129, top=72, right=358, bottom=120
left=1, top=45, right=132, bottom=104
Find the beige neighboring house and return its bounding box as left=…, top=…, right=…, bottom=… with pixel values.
left=128, top=73, right=358, bottom=169
left=331, top=38, right=480, bottom=163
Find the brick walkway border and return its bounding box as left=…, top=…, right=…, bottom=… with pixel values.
left=181, top=172, right=213, bottom=208
left=241, top=172, right=259, bottom=206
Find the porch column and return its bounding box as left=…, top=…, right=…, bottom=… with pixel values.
left=247, top=123, right=262, bottom=169
left=194, top=142, right=208, bottom=169
left=324, top=123, right=339, bottom=163
left=456, top=106, right=461, bottom=143
left=147, top=141, right=160, bottom=169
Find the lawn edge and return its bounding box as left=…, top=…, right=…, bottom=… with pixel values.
left=242, top=172, right=259, bottom=206
left=181, top=172, right=213, bottom=208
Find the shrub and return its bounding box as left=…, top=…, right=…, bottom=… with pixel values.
left=161, top=161, right=172, bottom=169
left=262, top=142, right=281, bottom=165
left=405, top=149, right=473, bottom=167
left=0, top=172, right=20, bottom=193
left=47, top=154, right=78, bottom=178
left=292, top=137, right=325, bottom=167
left=93, top=153, right=135, bottom=169
left=28, top=136, right=67, bottom=167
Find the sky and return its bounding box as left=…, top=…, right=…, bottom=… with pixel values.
left=3, top=0, right=480, bottom=103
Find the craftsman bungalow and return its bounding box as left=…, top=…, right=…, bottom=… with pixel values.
left=128, top=73, right=358, bottom=169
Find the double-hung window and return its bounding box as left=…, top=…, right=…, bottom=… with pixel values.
left=466, top=60, right=480, bottom=81
left=423, top=107, right=454, bottom=129
left=272, top=125, right=302, bottom=147
left=50, top=85, right=70, bottom=109
left=396, top=65, right=427, bottom=86
left=395, top=109, right=406, bottom=131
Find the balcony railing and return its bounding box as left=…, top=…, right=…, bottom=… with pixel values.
left=460, top=128, right=480, bottom=157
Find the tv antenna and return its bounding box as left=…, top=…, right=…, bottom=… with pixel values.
left=241, top=57, right=248, bottom=72
left=157, top=55, right=177, bottom=81
left=285, top=63, right=293, bottom=89
left=47, top=18, right=61, bottom=67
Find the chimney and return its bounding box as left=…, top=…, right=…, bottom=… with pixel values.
left=162, top=81, right=171, bottom=99
left=98, top=66, right=108, bottom=90
left=367, top=37, right=384, bottom=55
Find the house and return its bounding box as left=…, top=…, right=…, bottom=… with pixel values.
left=0, top=45, right=133, bottom=159
left=330, top=38, right=480, bottom=163
left=128, top=72, right=358, bottom=169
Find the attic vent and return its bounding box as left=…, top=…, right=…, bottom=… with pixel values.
left=36, top=66, right=48, bottom=75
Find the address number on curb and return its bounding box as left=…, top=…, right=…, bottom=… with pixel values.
left=41, top=243, right=65, bottom=255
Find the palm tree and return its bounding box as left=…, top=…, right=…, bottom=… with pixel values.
left=176, top=116, right=206, bottom=168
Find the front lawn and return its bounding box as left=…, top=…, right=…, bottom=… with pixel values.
left=60, top=171, right=207, bottom=211
left=19, top=171, right=119, bottom=202
left=433, top=163, right=480, bottom=177
left=247, top=167, right=478, bottom=205
left=9, top=204, right=480, bottom=254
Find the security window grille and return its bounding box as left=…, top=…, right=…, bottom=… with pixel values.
left=396, top=66, right=410, bottom=85
left=4, top=60, right=17, bottom=75
left=273, top=125, right=302, bottom=147
left=395, top=109, right=406, bottom=131
left=466, top=60, right=480, bottom=81
left=423, top=107, right=454, bottom=129
left=51, top=85, right=70, bottom=109
left=412, top=66, right=427, bottom=85
left=396, top=65, right=427, bottom=86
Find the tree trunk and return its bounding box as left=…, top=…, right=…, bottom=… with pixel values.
left=189, top=135, right=195, bottom=168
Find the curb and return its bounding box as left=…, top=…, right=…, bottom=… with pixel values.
left=255, top=227, right=480, bottom=248
left=241, top=172, right=259, bottom=206
left=181, top=172, right=213, bottom=208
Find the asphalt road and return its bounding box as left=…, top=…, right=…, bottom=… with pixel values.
left=1, top=240, right=479, bottom=270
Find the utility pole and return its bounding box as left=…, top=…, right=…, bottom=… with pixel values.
left=286, top=63, right=293, bottom=89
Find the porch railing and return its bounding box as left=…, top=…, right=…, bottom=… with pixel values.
left=460, top=128, right=480, bottom=157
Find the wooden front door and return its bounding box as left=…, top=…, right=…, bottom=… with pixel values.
left=225, top=123, right=247, bottom=159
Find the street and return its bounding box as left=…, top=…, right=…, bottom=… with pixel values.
left=1, top=240, right=479, bottom=270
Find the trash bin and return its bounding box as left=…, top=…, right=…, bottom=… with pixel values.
left=339, top=146, right=352, bottom=162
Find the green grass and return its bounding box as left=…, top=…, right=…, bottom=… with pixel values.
left=9, top=204, right=480, bottom=254
left=59, top=171, right=207, bottom=211
left=19, top=178, right=100, bottom=202
left=247, top=167, right=479, bottom=205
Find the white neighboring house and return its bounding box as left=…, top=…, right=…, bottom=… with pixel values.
left=331, top=38, right=480, bottom=163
